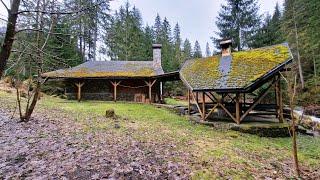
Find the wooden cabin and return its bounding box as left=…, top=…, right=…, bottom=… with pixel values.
left=180, top=41, right=293, bottom=124
left=42, top=44, right=180, bottom=103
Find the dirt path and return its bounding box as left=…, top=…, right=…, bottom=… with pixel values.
left=0, top=108, right=190, bottom=179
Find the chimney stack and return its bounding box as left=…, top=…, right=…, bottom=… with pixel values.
left=152, top=44, right=162, bottom=68
left=220, top=39, right=232, bottom=56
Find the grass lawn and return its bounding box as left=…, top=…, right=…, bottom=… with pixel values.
left=0, top=90, right=319, bottom=179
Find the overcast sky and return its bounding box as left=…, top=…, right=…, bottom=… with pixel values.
left=110, top=0, right=284, bottom=52
left=0, top=0, right=284, bottom=55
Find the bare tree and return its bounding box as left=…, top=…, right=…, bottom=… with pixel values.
left=281, top=72, right=300, bottom=177
left=292, top=4, right=304, bottom=89
left=0, top=0, right=21, bottom=77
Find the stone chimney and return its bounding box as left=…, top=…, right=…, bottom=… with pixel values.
left=152, top=44, right=162, bottom=68
left=220, top=39, right=232, bottom=56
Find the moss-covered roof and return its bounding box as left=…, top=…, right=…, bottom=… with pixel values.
left=180, top=43, right=292, bottom=91
left=42, top=61, right=164, bottom=78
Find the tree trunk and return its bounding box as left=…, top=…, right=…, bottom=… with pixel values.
left=293, top=6, right=305, bottom=88
left=0, top=0, right=21, bottom=77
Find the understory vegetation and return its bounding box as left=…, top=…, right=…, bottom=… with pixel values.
left=0, top=90, right=319, bottom=179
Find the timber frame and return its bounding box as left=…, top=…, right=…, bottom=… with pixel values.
left=187, top=73, right=285, bottom=124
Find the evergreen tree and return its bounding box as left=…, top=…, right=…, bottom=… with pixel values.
left=153, top=14, right=162, bottom=43
left=160, top=17, right=174, bottom=71
left=105, top=2, right=146, bottom=61
left=205, top=42, right=211, bottom=57
left=143, top=25, right=154, bottom=60
left=213, top=0, right=261, bottom=51
left=172, top=23, right=182, bottom=70
left=193, top=40, right=202, bottom=58
left=251, top=3, right=284, bottom=48
left=182, top=39, right=192, bottom=60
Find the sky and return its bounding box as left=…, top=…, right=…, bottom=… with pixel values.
left=110, top=0, right=284, bottom=53
left=0, top=0, right=284, bottom=56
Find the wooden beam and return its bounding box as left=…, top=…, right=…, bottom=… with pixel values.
left=278, top=75, right=284, bottom=123
left=75, top=82, right=84, bottom=102
left=204, top=92, right=216, bottom=103
left=196, top=92, right=199, bottom=105
left=110, top=80, right=121, bottom=102
left=145, top=80, right=156, bottom=104
left=240, top=79, right=276, bottom=122
left=219, top=102, right=237, bottom=123
left=202, top=92, right=206, bottom=121
left=190, top=91, right=203, bottom=118
left=205, top=103, right=219, bottom=120
left=188, top=89, right=191, bottom=115
left=235, top=93, right=240, bottom=124
left=275, top=77, right=280, bottom=118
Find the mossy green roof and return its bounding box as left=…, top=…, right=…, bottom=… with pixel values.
left=42, top=61, right=164, bottom=78
left=180, top=43, right=292, bottom=91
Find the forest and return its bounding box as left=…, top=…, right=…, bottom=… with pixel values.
left=0, top=0, right=318, bottom=105
left=0, top=0, right=320, bottom=179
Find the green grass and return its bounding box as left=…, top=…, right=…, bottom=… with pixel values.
left=1, top=90, right=320, bottom=178
left=164, top=97, right=188, bottom=106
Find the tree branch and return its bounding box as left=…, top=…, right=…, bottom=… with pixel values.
left=16, top=2, right=104, bottom=15
left=0, top=0, right=9, bottom=13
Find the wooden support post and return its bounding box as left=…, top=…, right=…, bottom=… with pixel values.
left=275, top=78, right=280, bottom=118
left=235, top=93, right=240, bottom=124
left=188, top=89, right=191, bottom=115
left=202, top=92, right=206, bottom=121
left=75, top=82, right=84, bottom=102
left=278, top=76, right=284, bottom=123
left=196, top=92, right=199, bottom=105
left=190, top=91, right=203, bottom=118
left=145, top=80, right=156, bottom=104
left=243, top=93, right=246, bottom=109
left=110, top=80, right=121, bottom=102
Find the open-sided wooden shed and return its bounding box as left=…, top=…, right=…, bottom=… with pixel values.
left=180, top=41, right=293, bottom=124
left=42, top=44, right=180, bottom=103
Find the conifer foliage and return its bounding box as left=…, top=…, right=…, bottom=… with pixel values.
left=213, top=0, right=261, bottom=51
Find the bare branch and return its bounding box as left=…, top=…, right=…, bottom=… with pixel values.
left=0, top=0, right=9, bottom=13
left=15, top=28, right=71, bottom=36
left=16, top=2, right=104, bottom=15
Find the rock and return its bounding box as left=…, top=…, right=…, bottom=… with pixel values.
left=105, top=109, right=115, bottom=118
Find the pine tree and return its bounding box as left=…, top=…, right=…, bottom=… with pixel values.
left=153, top=14, right=162, bottom=43
left=182, top=39, right=192, bottom=60
left=160, top=17, right=174, bottom=72
left=213, top=0, right=261, bottom=51
left=105, top=2, right=146, bottom=61
left=172, top=23, right=182, bottom=70
left=193, top=40, right=202, bottom=58
left=251, top=3, right=284, bottom=48
left=205, top=42, right=211, bottom=57
left=143, top=25, right=154, bottom=60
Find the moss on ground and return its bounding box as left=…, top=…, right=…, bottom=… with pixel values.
left=0, top=90, right=319, bottom=179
